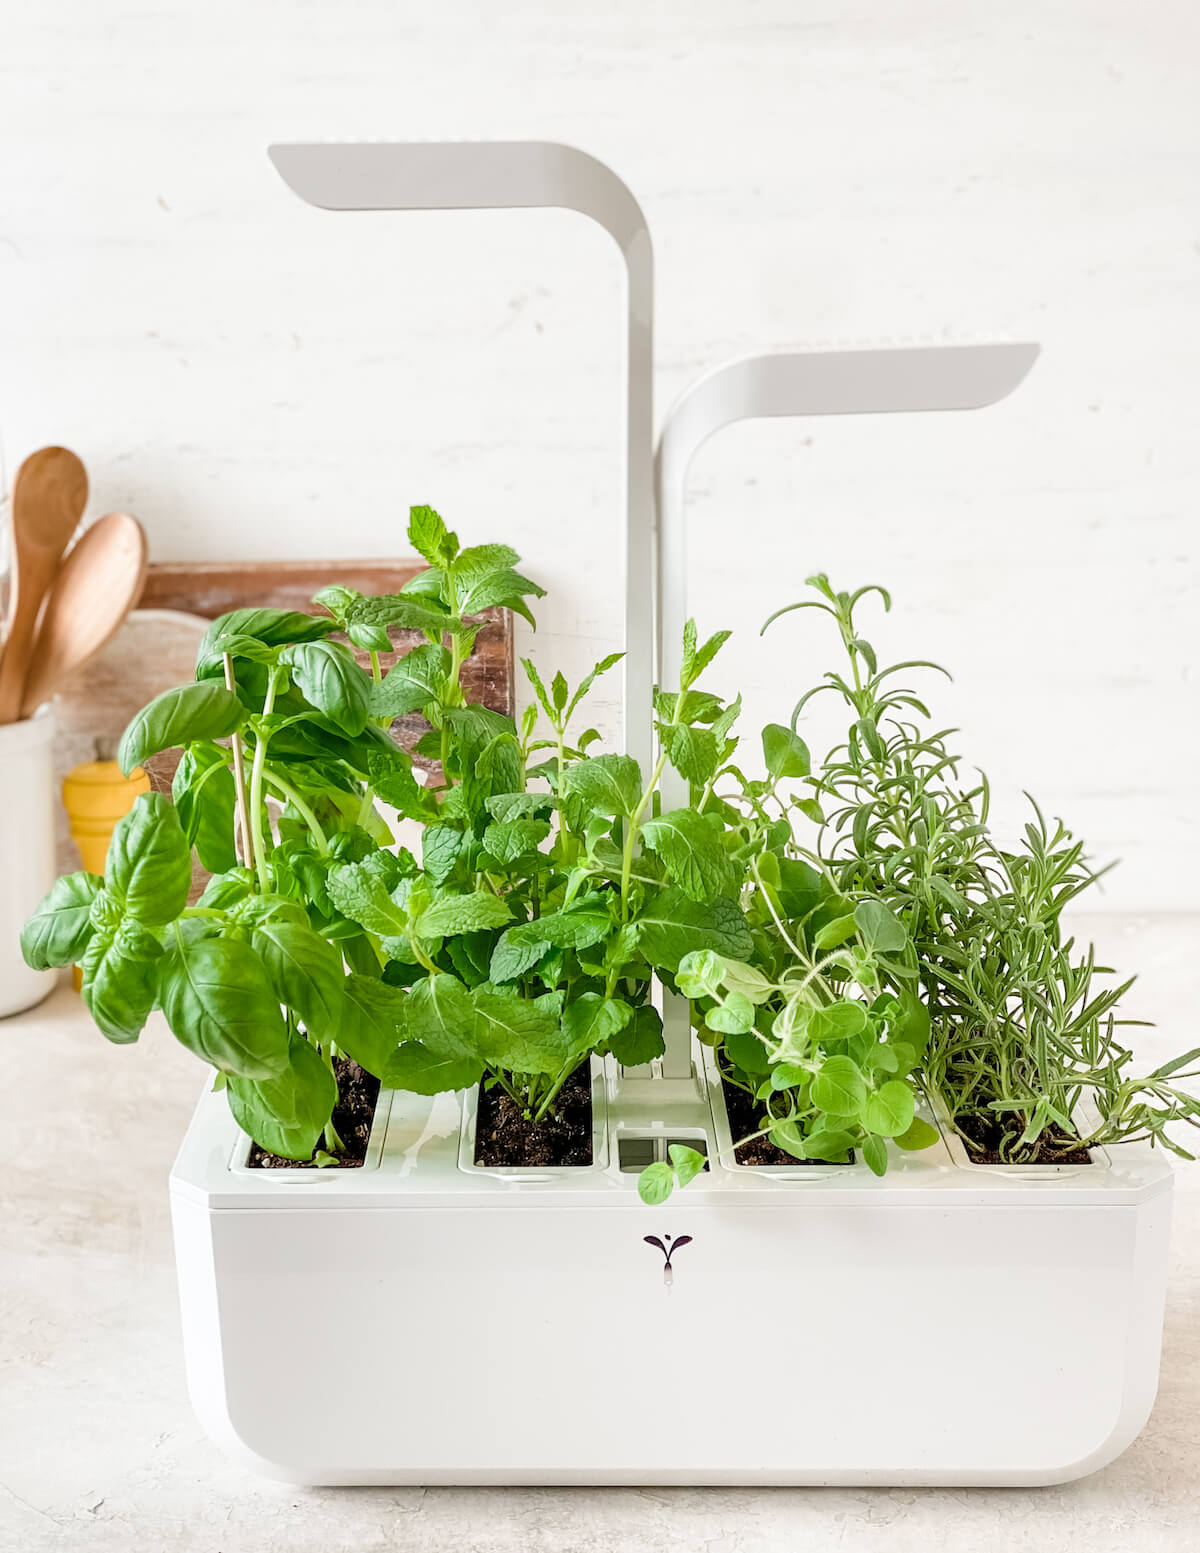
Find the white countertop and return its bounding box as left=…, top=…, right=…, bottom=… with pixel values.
left=3, top=913, right=1198, bottom=1552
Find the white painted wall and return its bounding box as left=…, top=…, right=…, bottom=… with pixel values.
left=1, top=1, right=1197, bottom=909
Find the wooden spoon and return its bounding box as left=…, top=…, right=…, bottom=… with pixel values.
left=0, top=447, right=89, bottom=722
left=19, top=512, right=148, bottom=718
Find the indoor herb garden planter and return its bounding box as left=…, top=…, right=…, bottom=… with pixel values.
left=25, top=143, right=1194, bottom=1488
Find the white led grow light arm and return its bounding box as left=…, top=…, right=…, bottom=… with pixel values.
left=268, top=140, right=655, bottom=778
left=654, top=341, right=1039, bottom=1077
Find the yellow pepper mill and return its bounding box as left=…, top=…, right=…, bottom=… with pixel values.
left=62, top=757, right=152, bottom=987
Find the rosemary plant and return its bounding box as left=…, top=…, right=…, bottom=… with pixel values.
left=762, top=576, right=1200, bottom=1163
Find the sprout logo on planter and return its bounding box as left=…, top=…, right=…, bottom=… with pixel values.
left=644, top=1233, right=693, bottom=1292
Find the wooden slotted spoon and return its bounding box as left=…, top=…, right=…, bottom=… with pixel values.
left=19, top=512, right=149, bottom=718
left=0, top=447, right=89, bottom=722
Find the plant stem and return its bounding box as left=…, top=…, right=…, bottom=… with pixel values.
left=260, top=770, right=330, bottom=855
left=222, top=654, right=254, bottom=876
left=620, top=750, right=668, bottom=919
left=247, top=669, right=280, bottom=890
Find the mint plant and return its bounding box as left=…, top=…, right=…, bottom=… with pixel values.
left=374, top=547, right=756, bottom=1131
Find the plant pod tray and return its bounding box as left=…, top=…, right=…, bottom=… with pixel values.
left=170, top=1068, right=1173, bottom=1486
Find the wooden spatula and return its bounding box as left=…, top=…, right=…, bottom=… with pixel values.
left=19, top=512, right=148, bottom=718
left=0, top=447, right=89, bottom=722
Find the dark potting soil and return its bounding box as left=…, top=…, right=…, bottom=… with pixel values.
left=474, top=1063, right=593, bottom=1167
left=721, top=1077, right=852, bottom=1167
left=955, top=1110, right=1092, bottom=1166
left=248, top=1057, right=381, bottom=1169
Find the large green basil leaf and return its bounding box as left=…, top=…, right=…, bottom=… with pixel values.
left=173, top=743, right=237, bottom=874
left=80, top=922, right=162, bottom=1044
left=196, top=867, right=257, bottom=912
left=339, top=974, right=408, bottom=1076
left=252, top=918, right=345, bottom=1044
left=633, top=888, right=754, bottom=972
left=226, top=1033, right=337, bottom=1161
left=640, top=808, right=735, bottom=903
left=21, top=872, right=104, bottom=970
left=279, top=640, right=371, bottom=736
left=118, top=683, right=246, bottom=777
left=158, top=933, right=289, bottom=1078
left=104, top=793, right=191, bottom=926
left=195, top=608, right=337, bottom=680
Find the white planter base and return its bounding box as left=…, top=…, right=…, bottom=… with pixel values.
left=170, top=1062, right=1173, bottom=1486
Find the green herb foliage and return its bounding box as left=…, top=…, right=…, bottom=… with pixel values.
left=25, top=508, right=1198, bottom=1188
left=758, top=575, right=1200, bottom=1163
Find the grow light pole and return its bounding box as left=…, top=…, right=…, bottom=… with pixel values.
left=268, top=140, right=656, bottom=782
left=653, top=342, right=1039, bottom=1078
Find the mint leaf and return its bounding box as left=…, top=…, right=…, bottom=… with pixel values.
left=562, top=754, right=642, bottom=823
left=409, top=504, right=458, bottom=566
left=369, top=643, right=451, bottom=719
left=640, top=809, right=735, bottom=903
left=471, top=990, right=564, bottom=1073
left=422, top=824, right=465, bottom=884
left=489, top=895, right=615, bottom=983
left=562, top=993, right=630, bottom=1063
left=661, top=724, right=720, bottom=787
left=633, top=889, right=753, bottom=972
left=457, top=566, right=545, bottom=627
left=403, top=973, right=476, bottom=1057
left=482, top=818, right=550, bottom=867
left=383, top=1042, right=482, bottom=1095
left=327, top=860, right=410, bottom=938
left=608, top=1004, right=665, bottom=1066
left=416, top=891, right=512, bottom=939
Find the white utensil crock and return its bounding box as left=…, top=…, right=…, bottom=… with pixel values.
left=0, top=710, right=58, bottom=1017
